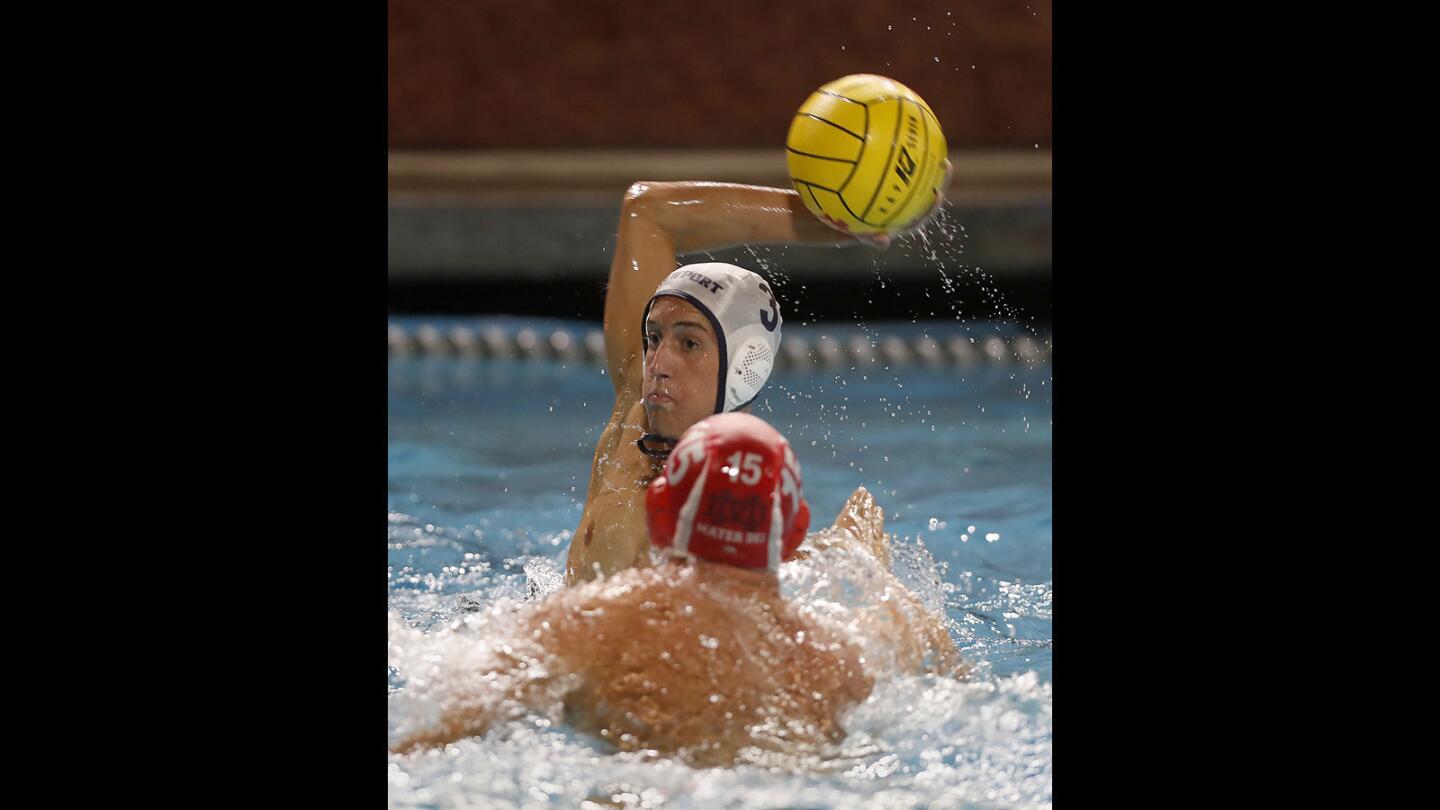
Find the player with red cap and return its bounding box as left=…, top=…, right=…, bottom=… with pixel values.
left=392, top=415, right=967, bottom=762
left=645, top=412, right=810, bottom=573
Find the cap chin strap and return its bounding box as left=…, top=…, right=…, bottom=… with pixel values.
left=767, top=488, right=784, bottom=573
left=729, top=392, right=758, bottom=413
left=636, top=433, right=676, bottom=458
left=638, top=388, right=734, bottom=458
left=671, top=455, right=712, bottom=556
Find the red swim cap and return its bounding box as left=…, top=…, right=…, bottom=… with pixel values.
left=645, top=412, right=810, bottom=571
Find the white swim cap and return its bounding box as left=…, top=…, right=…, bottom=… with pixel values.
left=641, top=262, right=782, bottom=414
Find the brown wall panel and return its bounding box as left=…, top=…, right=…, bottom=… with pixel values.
left=389, top=0, right=1050, bottom=149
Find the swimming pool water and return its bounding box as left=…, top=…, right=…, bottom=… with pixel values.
left=388, top=318, right=1052, bottom=808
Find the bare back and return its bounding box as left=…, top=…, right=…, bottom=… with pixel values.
left=390, top=492, right=966, bottom=761
left=532, top=561, right=873, bottom=765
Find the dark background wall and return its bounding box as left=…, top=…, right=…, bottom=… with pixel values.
left=388, top=0, right=1051, bottom=149
left=388, top=0, right=1051, bottom=321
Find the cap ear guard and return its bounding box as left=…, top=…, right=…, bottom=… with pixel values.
left=726, top=335, right=775, bottom=411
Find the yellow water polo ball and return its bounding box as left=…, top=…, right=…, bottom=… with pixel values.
left=786, top=74, right=948, bottom=235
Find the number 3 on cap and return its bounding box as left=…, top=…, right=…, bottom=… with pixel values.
left=759, top=283, right=778, bottom=332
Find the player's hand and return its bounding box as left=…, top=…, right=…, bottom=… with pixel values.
left=854, top=158, right=953, bottom=250
left=854, top=231, right=894, bottom=249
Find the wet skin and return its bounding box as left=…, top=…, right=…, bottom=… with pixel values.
left=393, top=558, right=870, bottom=765
left=562, top=297, right=721, bottom=583
left=393, top=488, right=967, bottom=765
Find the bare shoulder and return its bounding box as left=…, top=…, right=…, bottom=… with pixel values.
left=533, top=566, right=685, bottom=645
left=758, top=598, right=875, bottom=708
left=554, top=565, right=683, bottom=613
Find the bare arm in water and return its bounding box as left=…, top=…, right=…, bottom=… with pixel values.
left=805, top=486, right=970, bottom=678
left=389, top=642, right=567, bottom=754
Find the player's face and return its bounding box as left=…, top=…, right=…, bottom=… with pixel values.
left=642, top=297, right=721, bottom=438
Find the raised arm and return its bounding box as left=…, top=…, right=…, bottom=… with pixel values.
left=601, top=182, right=853, bottom=401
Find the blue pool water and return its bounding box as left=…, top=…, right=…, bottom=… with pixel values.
left=388, top=318, right=1052, bottom=808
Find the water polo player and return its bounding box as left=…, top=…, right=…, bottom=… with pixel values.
left=565, top=172, right=950, bottom=584
left=392, top=413, right=964, bottom=763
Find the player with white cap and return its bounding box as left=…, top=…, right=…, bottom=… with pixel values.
left=566, top=177, right=948, bottom=584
